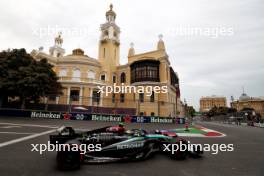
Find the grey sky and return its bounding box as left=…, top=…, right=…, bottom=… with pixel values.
left=0, top=0, right=263, bottom=110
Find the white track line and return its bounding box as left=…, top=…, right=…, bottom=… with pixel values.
left=0, top=122, right=58, bottom=129
left=177, top=133, right=204, bottom=137
left=0, top=132, right=36, bottom=135
left=0, top=129, right=56, bottom=148
left=0, top=126, right=21, bottom=129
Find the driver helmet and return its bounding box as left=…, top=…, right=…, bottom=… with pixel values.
left=118, top=122, right=125, bottom=127
left=155, top=129, right=160, bottom=134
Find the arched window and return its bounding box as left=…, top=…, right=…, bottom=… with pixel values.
left=87, top=70, right=95, bottom=79
left=120, top=72, right=126, bottom=83
left=150, top=91, right=155, bottom=102
left=59, top=68, right=67, bottom=77
left=120, top=94, right=125, bottom=103
left=112, top=75, right=116, bottom=83
left=139, top=93, right=144, bottom=103
left=72, top=68, right=81, bottom=81
left=100, top=74, right=106, bottom=81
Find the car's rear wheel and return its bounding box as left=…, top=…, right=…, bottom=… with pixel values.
left=57, top=150, right=81, bottom=170
left=169, top=141, right=188, bottom=160
left=171, top=150, right=188, bottom=160
left=189, top=147, right=203, bottom=158
left=56, top=140, right=82, bottom=170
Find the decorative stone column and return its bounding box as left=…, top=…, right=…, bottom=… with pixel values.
left=90, top=88, right=93, bottom=106
left=67, top=86, right=71, bottom=104
left=100, top=90, right=103, bottom=106
left=79, top=86, right=83, bottom=105
left=55, top=96, right=59, bottom=104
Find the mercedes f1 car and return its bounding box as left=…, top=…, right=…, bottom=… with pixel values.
left=49, top=125, right=203, bottom=170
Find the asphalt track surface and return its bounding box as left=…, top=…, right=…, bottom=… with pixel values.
left=0, top=117, right=263, bottom=176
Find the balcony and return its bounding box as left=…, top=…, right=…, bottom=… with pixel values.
left=58, top=77, right=105, bottom=85
left=130, top=60, right=160, bottom=84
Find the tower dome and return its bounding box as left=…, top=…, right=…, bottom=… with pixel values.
left=49, top=32, right=65, bottom=57
left=128, top=42, right=135, bottom=57
left=55, top=32, right=63, bottom=46
left=239, top=93, right=250, bottom=101
left=157, top=34, right=165, bottom=50
left=105, top=4, right=116, bottom=23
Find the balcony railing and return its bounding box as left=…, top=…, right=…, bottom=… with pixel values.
left=58, top=77, right=106, bottom=84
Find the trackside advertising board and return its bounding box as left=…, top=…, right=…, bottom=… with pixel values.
left=0, top=109, right=186, bottom=124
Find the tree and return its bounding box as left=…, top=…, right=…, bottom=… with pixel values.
left=187, top=106, right=196, bottom=117
left=0, top=48, right=62, bottom=108
left=206, top=106, right=237, bottom=117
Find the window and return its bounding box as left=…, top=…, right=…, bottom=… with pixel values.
left=87, top=70, right=95, bottom=79
left=72, top=68, right=81, bottom=81
left=150, top=91, right=155, bottom=102
left=130, top=60, right=160, bottom=83
left=92, top=90, right=100, bottom=104
left=120, top=72, right=126, bottom=83
left=103, top=48, right=106, bottom=58
left=170, top=67, right=179, bottom=87
left=70, top=90, right=79, bottom=101
left=139, top=93, right=144, bottom=103
left=120, top=94, right=125, bottom=103
left=113, top=75, right=116, bottom=83
left=59, top=68, right=67, bottom=77
left=100, top=74, right=106, bottom=81
left=112, top=94, right=115, bottom=103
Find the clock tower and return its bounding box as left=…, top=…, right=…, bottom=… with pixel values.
left=98, top=4, right=120, bottom=81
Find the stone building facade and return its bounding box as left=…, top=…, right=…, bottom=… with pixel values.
left=31, top=4, right=183, bottom=117
left=200, top=96, right=227, bottom=112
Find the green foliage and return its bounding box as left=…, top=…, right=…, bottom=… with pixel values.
left=0, top=48, right=62, bottom=107
left=186, top=106, right=196, bottom=117
left=207, top=106, right=237, bottom=117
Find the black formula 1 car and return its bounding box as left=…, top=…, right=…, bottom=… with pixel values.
left=49, top=125, right=203, bottom=170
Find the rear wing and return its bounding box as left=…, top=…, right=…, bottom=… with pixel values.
left=49, top=126, right=112, bottom=144
left=49, top=126, right=78, bottom=144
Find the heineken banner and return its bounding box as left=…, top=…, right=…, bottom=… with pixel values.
left=0, top=109, right=180, bottom=124
left=91, top=114, right=123, bottom=122
left=0, top=109, right=31, bottom=117
left=31, top=111, right=62, bottom=119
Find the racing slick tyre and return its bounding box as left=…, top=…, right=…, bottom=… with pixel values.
left=57, top=150, right=81, bottom=170
left=56, top=140, right=82, bottom=170
left=169, top=141, right=188, bottom=160
left=171, top=149, right=188, bottom=160
left=189, top=146, right=203, bottom=158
